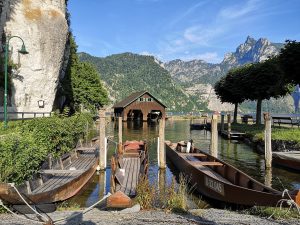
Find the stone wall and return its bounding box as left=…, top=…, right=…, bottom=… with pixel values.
left=0, top=0, right=69, bottom=115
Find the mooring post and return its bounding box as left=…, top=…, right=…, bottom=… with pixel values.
left=98, top=171, right=106, bottom=199
left=158, top=119, right=166, bottom=169
left=99, top=108, right=106, bottom=170
left=264, top=112, right=272, bottom=168
left=221, top=113, right=225, bottom=131
left=118, top=116, right=123, bottom=154
left=227, top=114, right=231, bottom=139
left=210, top=114, right=218, bottom=158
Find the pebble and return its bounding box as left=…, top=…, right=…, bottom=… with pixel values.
left=0, top=208, right=299, bottom=225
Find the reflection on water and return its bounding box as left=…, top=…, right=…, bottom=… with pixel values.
left=65, top=120, right=300, bottom=207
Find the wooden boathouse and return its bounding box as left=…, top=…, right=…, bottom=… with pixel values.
left=113, top=91, right=166, bottom=121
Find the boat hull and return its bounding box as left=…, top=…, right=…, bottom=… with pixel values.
left=0, top=157, right=98, bottom=205
left=166, top=142, right=299, bottom=207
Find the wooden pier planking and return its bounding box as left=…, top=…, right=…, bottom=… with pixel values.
left=221, top=130, right=245, bottom=139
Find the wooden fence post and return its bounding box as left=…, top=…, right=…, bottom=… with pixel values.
left=210, top=114, right=218, bottom=158
left=264, top=113, right=272, bottom=169
left=118, top=117, right=123, bottom=154
left=99, top=109, right=106, bottom=170
left=227, top=114, right=231, bottom=139
left=158, top=119, right=166, bottom=169
left=221, top=113, right=225, bottom=131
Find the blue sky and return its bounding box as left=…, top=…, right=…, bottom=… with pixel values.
left=68, top=0, right=300, bottom=63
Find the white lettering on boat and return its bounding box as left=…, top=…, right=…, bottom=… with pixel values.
left=204, top=176, right=225, bottom=196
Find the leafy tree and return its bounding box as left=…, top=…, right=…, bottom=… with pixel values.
left=243, top=59, right=289, bottom=124
left=61, top=36, right=108, bottom=113
left=215, top=67, right=247, bottom=123
left=279, top=40, right=300, bottom=84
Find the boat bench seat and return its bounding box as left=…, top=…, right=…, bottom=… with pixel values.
left=189, top=161, right=223, bottom=166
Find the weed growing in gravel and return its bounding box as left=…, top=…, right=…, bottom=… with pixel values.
left=135, top=175, right=155, bottom=210
left=135, top=173, right=189, bottom=212
left=244, top=206, right=300, bottom=219
left=57, top=202, right=81, bottom=211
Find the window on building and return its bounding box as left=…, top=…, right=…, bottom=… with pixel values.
left=147, top=98, right=152, bottom=102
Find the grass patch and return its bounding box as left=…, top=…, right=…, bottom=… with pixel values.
left=244, top=206, right=300, bottom=220
left=134, top=174, right=189, bottom=212
left=231, top=123, right=300, bottom=144
left=56, top=202, right=81, bottom=211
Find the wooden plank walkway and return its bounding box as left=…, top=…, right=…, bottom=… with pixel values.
left=221, top=130, right=245, bottom=139
left=115, top=157, right=141, bottom=196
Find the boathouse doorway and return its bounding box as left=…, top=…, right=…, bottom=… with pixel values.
left=148, top=110, right=162, bottom=122
left=127, top=109, right=143, bottom=121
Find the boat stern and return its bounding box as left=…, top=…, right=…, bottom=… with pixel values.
left=0, top=183, right=11, bottom=195
left=296, top=190, right=300, bottom=206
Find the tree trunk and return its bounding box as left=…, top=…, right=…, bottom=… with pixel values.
left=256, top=99, right=262, bottom=125
left=233, top=103, right=238, bottom=124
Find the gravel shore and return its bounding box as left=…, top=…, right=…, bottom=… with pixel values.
left=0, top=208, right=299, bottom=225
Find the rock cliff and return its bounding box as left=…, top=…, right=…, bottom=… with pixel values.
left=164, top=36, right=292, bottom=113
left=0, top=0, right=69, bottom=115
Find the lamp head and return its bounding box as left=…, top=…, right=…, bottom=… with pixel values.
left=18, top=43, right=29, bottom=54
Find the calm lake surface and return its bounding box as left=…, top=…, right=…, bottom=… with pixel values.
left=65, top=120, right=300, bottom=208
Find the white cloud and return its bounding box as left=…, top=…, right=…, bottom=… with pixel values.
left=219, top=0, right=260, bottom=20
left=140, top=51, right=154, bottom=56
left=181, top=52, right=222, bottom=63
left=170, top=0, right=209, bottom=27
left=183, top=26, right=223, bottom=46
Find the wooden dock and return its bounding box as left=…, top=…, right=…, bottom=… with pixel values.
left=273, top=151, right=300, bottom=171
left=220, top=130, right=245, bottom=140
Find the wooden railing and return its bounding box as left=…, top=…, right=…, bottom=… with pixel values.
left=0, top=111, right=52, bottom=121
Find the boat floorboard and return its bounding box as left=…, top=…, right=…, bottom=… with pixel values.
left=117, top=158, right=140, bottom=196
left=183, top=154, right=231, bottom=184
left=32, top=156, right=96, bottom=194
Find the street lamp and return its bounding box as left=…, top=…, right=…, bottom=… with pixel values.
left=3, top=36, right=28, bottom=129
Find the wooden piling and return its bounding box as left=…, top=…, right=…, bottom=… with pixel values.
left=99, top=109, right=106, bottom=170
left=227, top=114, right=231, bottom=139
left=221, top=114, right=225, bottom=131
left=118, top=117, right=123, bottom=154
left=158, top=119, right=166, bottom=169
left=98, top=171, right=106, bottom=199
left=264, top=113, right=272, bottom=168
left=210, top=114, right=218, bottom=158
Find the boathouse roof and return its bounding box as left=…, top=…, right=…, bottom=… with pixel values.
left=113, top=91, right=167, bottom=108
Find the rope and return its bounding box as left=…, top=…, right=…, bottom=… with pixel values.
left=9, top=183, right=49, bottom=222
left=53, top=193, right=111, bottom=224
left=268, top=189, right=300, bottom=219
left=0, top=200, right=45, bottom=224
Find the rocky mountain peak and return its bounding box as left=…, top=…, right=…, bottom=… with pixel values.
left=221, top=36, right=280, bottom=67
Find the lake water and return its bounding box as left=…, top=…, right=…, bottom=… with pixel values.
left=65, top=120, right=300, bottom=208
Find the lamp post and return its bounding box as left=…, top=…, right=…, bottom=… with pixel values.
left=3, top=36, right=28, bottom=129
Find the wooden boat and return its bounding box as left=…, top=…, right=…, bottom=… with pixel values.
left=0, top=144, right=99, bottom=206
left=108, top=140, right=148, bottom=208
left=166, top=141, right=300, bottom=207
left=190, top=123, right=205, bottom=130
left=273, top=151, right=300, bottom=171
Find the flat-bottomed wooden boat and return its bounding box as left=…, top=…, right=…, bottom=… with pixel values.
left=0, top=145, right=99, bottom=206
left=108, top=140, right=148, bottom=208
left=273, top=151, right=300, bottom=171
left=166, top=141, right=300, bottom=207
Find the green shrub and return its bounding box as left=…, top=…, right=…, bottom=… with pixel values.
left=0, top=113, right=93, bottom=184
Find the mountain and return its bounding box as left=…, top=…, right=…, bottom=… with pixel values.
left=78, top=52, right=202, bottom=112
left=164, top=36, right=293, bottom=113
